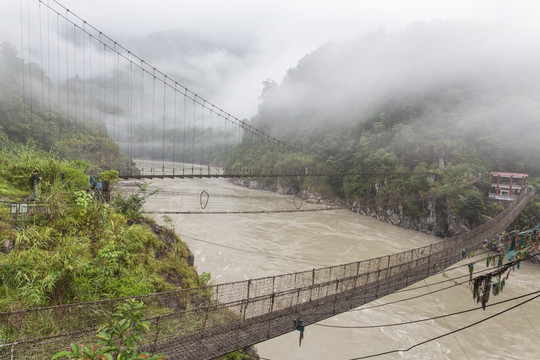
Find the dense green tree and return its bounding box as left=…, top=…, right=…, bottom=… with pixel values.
left=457, top=190, right=484, bottom=226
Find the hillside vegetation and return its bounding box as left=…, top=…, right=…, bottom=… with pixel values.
left=227, top=22, right=540, bottom=234
left=0, top=44, right=257, bottom=358
left=0, top=43, right=133, bottom=174
left=0, top=145, right=199, bottom=310
left=0, top=42, right=201, bottom=310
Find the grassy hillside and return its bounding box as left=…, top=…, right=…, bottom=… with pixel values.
left=0, top=146, right=259, bottom=360
left=0, top=145, right=198, bottom=310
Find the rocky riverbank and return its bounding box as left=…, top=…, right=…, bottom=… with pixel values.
left=230, top=178, right=475, bottom=239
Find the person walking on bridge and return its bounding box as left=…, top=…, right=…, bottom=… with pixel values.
left=31, top=169, right=42, bottom=200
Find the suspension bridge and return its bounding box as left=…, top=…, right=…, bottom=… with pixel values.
left=0, top=188, right=535, bottom=359
left=1, top=1, right=539, bottom=359
left=9, top=0, right=307, bottom=179
left=4, top=0, right=438, bottom=180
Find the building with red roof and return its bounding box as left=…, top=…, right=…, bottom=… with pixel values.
left=489, top=172, right=529, bottom=200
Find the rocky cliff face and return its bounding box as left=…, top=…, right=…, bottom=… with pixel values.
left=231, top=178, right=474, bottom=238
left=349, top=200, right=470, bottom=238
left=312, top=193, right=472, bottom=238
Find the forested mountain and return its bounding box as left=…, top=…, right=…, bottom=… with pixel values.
left=253, top=21, right=540, bottom=173
left=0, top=42, right=133, bottom=173
left=231, top=22, right=540, bottom=234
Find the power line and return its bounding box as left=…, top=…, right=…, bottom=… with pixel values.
left=148, top=208, right=340, bottom=215
left=354, top=249, right=540, bottom=313
left=503, top=284, right=540, bottom=338
left=315, top=290, right=540, bottom=329
left=348, top=281, right=459, bottom=313
left=428, top=278, right=470, bottom=359
left=178, top=231, right=490, bottom=280
left=179, top=231, right=529, bottom=315
left=348, top=293, right=540, bottom=359
left=298, top=269, right=492, bottom=319
left=260, top=293, right=540, bottom=360
left=179, top=233, right=335, bottom=266
left=348, top=266, right=496, bottom=312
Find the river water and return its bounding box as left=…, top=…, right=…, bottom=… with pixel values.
left=133, top=163, right=540, bottom=360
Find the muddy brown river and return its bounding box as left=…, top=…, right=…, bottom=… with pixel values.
left=134, top=162, right=540, bottom=360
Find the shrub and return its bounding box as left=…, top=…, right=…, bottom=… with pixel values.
left=112, top=183, right=157, bottom=220
left=52, top=298, right=165, bottom=360
left=457, top=190, right=484, bottom=225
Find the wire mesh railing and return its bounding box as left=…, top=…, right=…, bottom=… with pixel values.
left=0, top=188, right=533, bottom=359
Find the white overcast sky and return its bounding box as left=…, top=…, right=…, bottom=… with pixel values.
left=2, top=0, right=539, bottom=118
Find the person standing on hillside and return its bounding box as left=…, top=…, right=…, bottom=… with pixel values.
left=31, top=169, right=42, bottom=200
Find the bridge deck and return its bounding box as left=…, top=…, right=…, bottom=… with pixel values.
left=0, top=190, right=533, bottom=360
left=119, top=171, right=433, bottom=180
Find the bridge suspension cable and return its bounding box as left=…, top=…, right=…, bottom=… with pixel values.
left=19, top=1, right=445, bottom=180
left=17, top=0, right=302, bottom=179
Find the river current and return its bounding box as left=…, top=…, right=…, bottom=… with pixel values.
left=134, top=162, right=540, bottom=360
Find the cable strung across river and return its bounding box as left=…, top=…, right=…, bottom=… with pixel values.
left=146, top=207, right=343, bottom=214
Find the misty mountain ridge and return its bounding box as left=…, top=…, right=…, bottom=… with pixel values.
left=252, top=21, right=540, bottom=174
left=126, top=30, right=256, bottom=100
